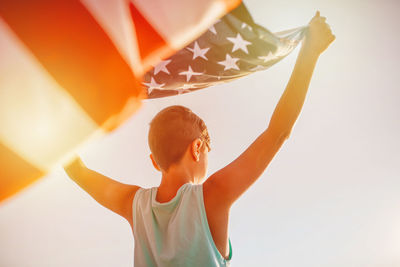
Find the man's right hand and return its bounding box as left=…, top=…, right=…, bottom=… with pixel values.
left=303, top=11, right=336, bottom=56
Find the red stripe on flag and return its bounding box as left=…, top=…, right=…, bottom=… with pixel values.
left=129, top=2, right=166, bottom=62
left=0, top=142, right=45, bottom=202
left=128, top=2, right=175, bottom=74
left=0, top=0, right=145, bottom=132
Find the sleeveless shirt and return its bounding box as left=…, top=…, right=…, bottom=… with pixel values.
left=132, top=182, right=232, bottom=266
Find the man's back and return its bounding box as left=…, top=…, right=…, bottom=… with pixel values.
left=156, top=183, right=231, bottom=260
left=132, top=183, right=232, bottom=267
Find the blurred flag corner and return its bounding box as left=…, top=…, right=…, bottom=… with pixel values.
left=0, top=0, right=240, bottom=203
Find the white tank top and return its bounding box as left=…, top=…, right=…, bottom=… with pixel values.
left=132, top=182, right=232, bottom=267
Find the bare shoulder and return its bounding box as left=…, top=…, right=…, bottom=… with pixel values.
left=202, top=178, right=230, bottom=213
left=127, top=185, right=142, bottom=207
left=124, top=185, right=142, bottom=227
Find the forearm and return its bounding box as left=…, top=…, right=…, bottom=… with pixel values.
left=267, top=42, right=320, bottom=136
left=65, top=165, right=109, bottom=203
left=63, top=156, right=92, bottom=191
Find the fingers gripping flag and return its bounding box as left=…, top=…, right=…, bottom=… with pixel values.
left=0, top=0, right=241, bottom=202
left=142, top=2, right=308, bottom=99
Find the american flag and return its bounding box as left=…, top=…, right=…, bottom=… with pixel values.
left=0, top=0, right=241, bottom=202
left=143, top=2, right=308, bottom=99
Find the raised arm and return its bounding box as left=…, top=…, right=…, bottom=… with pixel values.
left=203, top=11, right=335, bottom=209
left=63, top=155, right=141, bottom=226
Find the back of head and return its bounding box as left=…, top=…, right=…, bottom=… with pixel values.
left=148, top=105, right=210, bottom=172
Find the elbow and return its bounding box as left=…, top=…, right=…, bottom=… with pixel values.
left=272, top=129, right=291, bottom=147
left=267, top=126, right=291, bottom=144
left=283, top=129, right=292, bottom=140
left=277, top=130, right=290, bottom=145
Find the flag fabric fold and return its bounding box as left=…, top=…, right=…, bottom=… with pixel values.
left=0, top=0, right=241, bottom=202
left=142, top=3, right=308, bottom=99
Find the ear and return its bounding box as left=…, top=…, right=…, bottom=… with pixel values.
left=191, top=138, right=202, bottom=162
left=149, top=154, right=161, bottom=171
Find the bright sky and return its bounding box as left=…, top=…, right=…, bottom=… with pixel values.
left=1, top=0, right=400, bottom=266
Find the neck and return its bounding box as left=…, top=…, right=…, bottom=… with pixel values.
left=159, top=164, right=196, bottom=190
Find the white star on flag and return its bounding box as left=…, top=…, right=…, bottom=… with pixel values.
left=142, top=77, right=165, bottom=94
left=208, top=24, right=217, bottom=34
left=187, top=42, right=210, bottom=60
left=258, top=51, right=276, bottom=62
left=208, top=19, right=221, bottom=34
left=153, top=59, right=171, bottom=75
left=241, top=22, right=252, bottom=31
left=179, top=66, right=203, bottom=82
left=227, top=33, right=252, bottom=54
left=218, top=54, right=240, bottom=70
